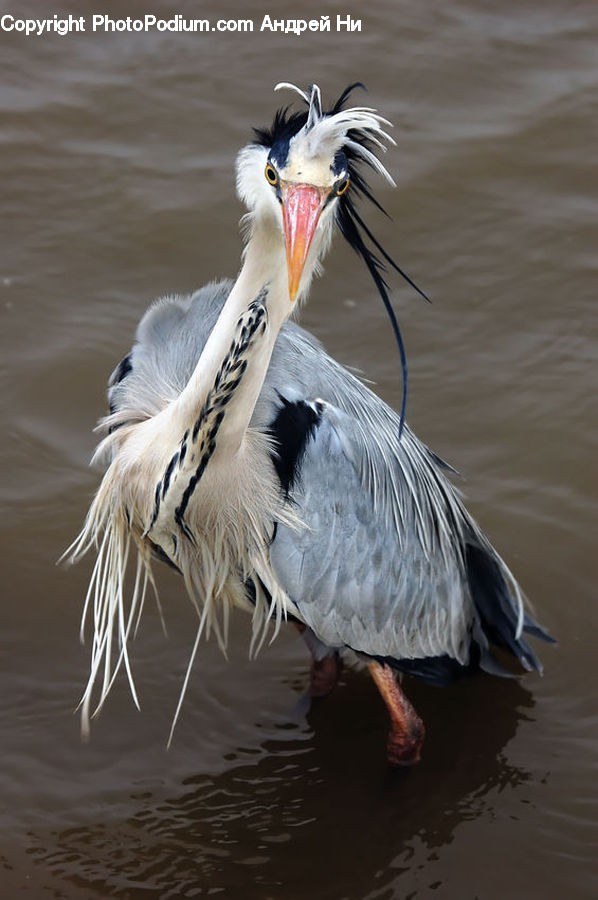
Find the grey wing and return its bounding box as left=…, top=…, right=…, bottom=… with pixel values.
left=259, top=325, right=547, bottom=673
left=106, top=280, right=234, bottom=426
left=267, top=401, right=473, bottom=664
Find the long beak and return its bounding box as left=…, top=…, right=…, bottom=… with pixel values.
left=281, top=183, right=329, bottom=302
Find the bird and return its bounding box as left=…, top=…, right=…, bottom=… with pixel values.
left=68, top=81, right=553, bottom=765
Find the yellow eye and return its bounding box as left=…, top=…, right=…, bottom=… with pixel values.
left=336, top=177, right=350, bottom=196
left=265, top=163, right=278, bottom=186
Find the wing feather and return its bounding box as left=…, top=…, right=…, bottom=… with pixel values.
left=267, top=403, right=472, bottom=662
left=106, top=280, right=547, bottom=672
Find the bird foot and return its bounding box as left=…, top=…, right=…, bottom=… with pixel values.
left=386, top=683, right=425, bottom=766
left=368, top=661, right=426, bottom=766
left=310, top=653, right=342, bottom=698
left=386, top=719, right=425, bottom=766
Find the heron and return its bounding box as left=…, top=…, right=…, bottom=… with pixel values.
left=68, top=81, right=553, bottom=765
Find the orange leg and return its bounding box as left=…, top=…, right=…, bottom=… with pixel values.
left=368, top=662, right=425, bottom=766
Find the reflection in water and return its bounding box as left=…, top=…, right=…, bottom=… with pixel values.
left=29, top=674, right=533, bottom=898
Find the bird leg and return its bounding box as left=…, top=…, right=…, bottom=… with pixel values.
left=368, top=662, right=425, bottom=766
left=295, top=624, right=342, bottom=698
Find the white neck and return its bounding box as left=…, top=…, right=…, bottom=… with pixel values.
left=173, top=214, right=294, bottom=456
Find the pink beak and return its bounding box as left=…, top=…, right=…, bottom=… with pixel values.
left=280, top=183, right=329, bottom=301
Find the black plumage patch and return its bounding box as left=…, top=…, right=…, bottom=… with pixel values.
left=253, top=108, right=307, bottom=167
left=148, top=538, right=181, bottom=573
left=112, top=353, right=132, bottom=385
left=269, top=396, right=322, bottom=496
left=465, top=541, right=554, bottom=673
left=374, top=651, right=476, bottom=686
left=108, top=353, right=133, bottom=419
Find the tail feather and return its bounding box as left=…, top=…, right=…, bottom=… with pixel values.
left=523, top=611, right=556, bottom=644
left=465, top=539, right=553, bottom=676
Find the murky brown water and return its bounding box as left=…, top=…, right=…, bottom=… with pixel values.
left=1, top=1, right=596, bottom=897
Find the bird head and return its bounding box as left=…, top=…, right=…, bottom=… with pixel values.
left=236, top=81, right=429, bottom=433
left=236, top=81, right=397, bottom=303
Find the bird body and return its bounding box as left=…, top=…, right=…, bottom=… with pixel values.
left=70, top=82, right=552, bottom=760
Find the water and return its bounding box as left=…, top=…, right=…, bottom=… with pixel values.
left=1, top=1, right=596, bottom=896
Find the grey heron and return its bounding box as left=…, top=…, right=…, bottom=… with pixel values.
left=68, top=81, right=553, bottom=765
